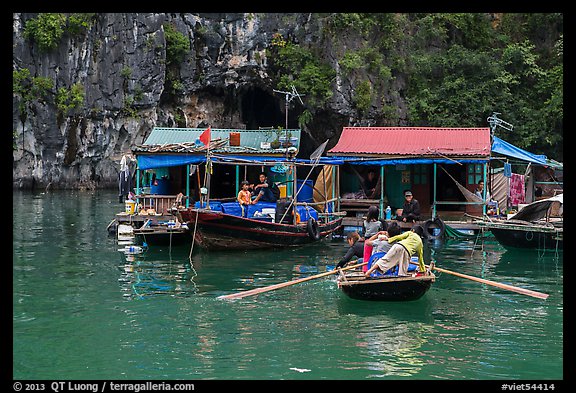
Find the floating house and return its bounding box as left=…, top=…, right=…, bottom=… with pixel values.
left=112, top=127, right=313, bottom=243
left=114, top=125, right=561, bottom=240
left=324, top=126, right=562, bottom=230
left=131, top=127, right=303, bottom=209
left=326, top=127, right=491, bottom=221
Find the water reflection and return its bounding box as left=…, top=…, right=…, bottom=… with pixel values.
left=117, top=248, right=198, bottom=299
left=335, top=298, right=435, bottom=377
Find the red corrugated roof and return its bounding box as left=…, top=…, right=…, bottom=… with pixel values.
left=328, top=127, right=491, bottom=157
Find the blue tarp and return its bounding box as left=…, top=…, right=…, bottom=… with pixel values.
left=491, top=136, right=548, bottom=166
left=137, top=154, right=206, bottom=170
left=137, top=153, right=343, bottom=170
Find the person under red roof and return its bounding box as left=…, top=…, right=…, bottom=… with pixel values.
left=397, top=190, right=421, bottom=223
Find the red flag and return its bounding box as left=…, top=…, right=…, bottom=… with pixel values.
left=199, top=127, right=211, bottom=146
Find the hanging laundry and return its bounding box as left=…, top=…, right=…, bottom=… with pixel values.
left=509, top=173, right=525, bottom=206
left=118, top=155, right=133, bottom=203
left=503, top=162, right=512, bottom=177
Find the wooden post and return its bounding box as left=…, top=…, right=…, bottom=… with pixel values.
left=482, top=162, right=488, bottom=215
left=235, top=165, right=240, bottom=198
left=322, top=166, right=327, bottom=215
left=293, top=164, right=298, bottom=225
left=433, top=163, right=437, bottom=219
left=379, top=165, right=385, bottom=219
left=186, top=165, right=190, bottom=208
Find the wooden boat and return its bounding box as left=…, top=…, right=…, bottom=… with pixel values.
left=337, top=270, right=436, bottom=301
left=179, top=206, right=343, bottom=250
left=480, top=220, right=562, bottom=250
left=476, top=194, right=563, bottom=251
left=132, top=224, right=191, bottom=246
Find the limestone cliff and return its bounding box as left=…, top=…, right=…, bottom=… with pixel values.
left=13, top=13, right=357, bottom=190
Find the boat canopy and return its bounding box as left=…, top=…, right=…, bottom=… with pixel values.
left=137, top=153, right=343, bottom=170
left=509, top=194, right=563, bottom=222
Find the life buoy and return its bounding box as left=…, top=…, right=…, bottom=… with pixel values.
left=423, top=217, right=446, bottom=239
left=306, top=218, right=321, bottom=240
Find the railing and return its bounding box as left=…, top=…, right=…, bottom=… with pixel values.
left=136, top=194, right=188, bottom=215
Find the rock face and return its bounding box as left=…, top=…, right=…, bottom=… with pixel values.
left=12, top=13, right=381, bottom=190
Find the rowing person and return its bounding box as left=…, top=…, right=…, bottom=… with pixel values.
left=336, top=232, right=364, bottom=269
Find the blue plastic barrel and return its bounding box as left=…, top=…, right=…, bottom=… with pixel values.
left=296, top=179, right=314, bottom=203
left=150, top=178, right=169, bottom=194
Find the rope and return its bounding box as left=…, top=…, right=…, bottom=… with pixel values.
left=189, top=209, right=199, bottom=262
left=187, top=209, right=200, bottom=289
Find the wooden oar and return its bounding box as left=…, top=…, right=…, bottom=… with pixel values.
left=218, top=261, right=367, bottom=300
left=416, top=262, right=549, bottom=300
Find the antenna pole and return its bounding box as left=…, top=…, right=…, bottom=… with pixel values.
left=285, top=93, right=289, bottom=129
left=487, top=112, right=514, bottom=136
left=273, top=86, right=305, bottom=131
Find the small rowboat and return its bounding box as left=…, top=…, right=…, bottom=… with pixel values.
left=337, top=270, right=436, bottom=301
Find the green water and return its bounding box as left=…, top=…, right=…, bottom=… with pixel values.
left=13, top=190, right=564, bottom=381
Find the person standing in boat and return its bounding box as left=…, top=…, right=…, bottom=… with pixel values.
left=237, top=180, right=252, bottom=217
left=397, top=190, right=421, bottom=223
left=364, top=224, right=426, bottom=278
left=251, top=172, right=280, bottom=204
left=336, top=232, right=364, bottom=269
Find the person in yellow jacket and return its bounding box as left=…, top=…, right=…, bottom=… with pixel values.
left=364, top=224, right=425, bottom=277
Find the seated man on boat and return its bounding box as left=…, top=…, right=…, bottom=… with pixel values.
left=364, top=224, right=426, bottom=278
left=397, top=190, right=421, bottom=223
left=251, top=172, right=280, bottom=204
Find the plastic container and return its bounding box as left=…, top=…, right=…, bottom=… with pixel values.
left=229, top=132, right=240, bottom=146
left=124, top=245, right=143, bottom=254
left=277, top=184, right=287, bottom=198
left=125, top=200, right=136, bottom=214
left=385, top=206, right=391, bottom=220
left=150, top=178, right=169, bottom=194
left=296, top=179, right=314, bottom=203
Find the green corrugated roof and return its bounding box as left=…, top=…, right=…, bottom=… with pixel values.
left=144, top=127, right=301, bottom=152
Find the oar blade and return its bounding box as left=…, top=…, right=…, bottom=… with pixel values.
left=432, top=265, right=549, bottom=300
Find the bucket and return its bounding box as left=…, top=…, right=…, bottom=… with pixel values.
left=278, top=184, right=287, bottom=198
left=125, top=200, right=136, bottom=214
left=296, top=179, right=314, bottom=203
left=229, top=132, right=240, bottom=146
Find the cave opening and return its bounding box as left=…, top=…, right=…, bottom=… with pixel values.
left=239, top=86, right=301, bottom=130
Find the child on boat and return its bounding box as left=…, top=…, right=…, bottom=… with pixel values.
left=362, top=206, right=382, bottom=271
left=237, top=180, right=252, bottom=217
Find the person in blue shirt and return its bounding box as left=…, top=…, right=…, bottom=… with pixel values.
left=251, top=172, right=279, bottom=203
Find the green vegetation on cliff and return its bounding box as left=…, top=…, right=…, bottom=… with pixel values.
left=266, top=13, right=562, bottom=160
